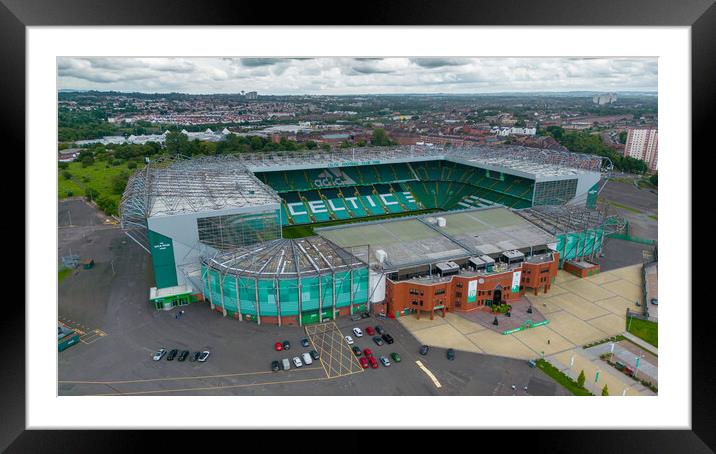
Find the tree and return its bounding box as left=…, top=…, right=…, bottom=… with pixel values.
left=371, top=128, right=393, bottom=146
left=577, top=370, right=586, bottom=388
left=58, top=162, right=69, bottom=170
left=601, top=384, right=609, bottom=396
left=619, top=130, right=628, bottom=144
left=649, top=173, right=658, bottom=186
left=111, top=170, right=130, bottom=194
left=62, top=171, right=72, bottom=180
left=320, top=143, right=331, bottom=151
left=85, top=188, right=100, bottom=202
left=165, top=130, right=190, bottom=155
left=81, top=155, right=94, bottom=168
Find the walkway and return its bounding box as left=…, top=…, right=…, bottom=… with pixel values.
left=623, top=332, right=658, bottom=355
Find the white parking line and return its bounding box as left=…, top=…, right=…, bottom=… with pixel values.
left=415, top=360, right=442, bottom=388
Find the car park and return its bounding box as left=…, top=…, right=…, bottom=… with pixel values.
left=447, top=348, right=455, bottom=360
left=381, top=333, right=394, bottom=344
left=274, top=342, right=283, bottom=351
left=190, top=351, right=200, bottom=362
left=352, top=327, right=363, bottom=337
left=198, top=351, right=210, bottom=362
left=283, top=340, right=291, bottom=350
left=379, top=356, right=391, bottom=367
left=345, top=336, right=354, bottom=345
left=368, top=356, right=379, bottom=369
left=363, top=348, right=373, bottom=357
left=282, top=358, right=291, bottom=370
left=375, top=325, right=385, bottom=335
left=152, top=348, right=166, bottom=361
left=301, top=338, right=310, bottom=347
left=373, top=336, right=384, bottom=346
left=365, top=326, right=376, bottom=336
left=419, top=345, right=429, bottom=356
left=302, top=352, right=313, bottom=365
left=271, top=360, right=281, bottom=372
left=359, top=357, right=369, bottom=369
left=166, top=349, right=178, bottom=361
left=390, top=352, right=401, bottom=363
left=292, top=356, right=303, bottom=368
left=352, top=346, right=362, bottom=357
left=310, top=350, right=320, bottom=360
left=178, top=350, right=189, bottom=361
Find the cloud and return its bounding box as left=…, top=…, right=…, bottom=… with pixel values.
left=410, top=58, right=471, bottom=68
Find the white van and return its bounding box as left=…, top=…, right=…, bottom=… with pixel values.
left=282, top=358, right=291, bottom=370
left=302, top=352, right=313, bottom=365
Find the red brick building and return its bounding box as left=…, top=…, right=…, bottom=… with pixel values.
left=385, top=251, right=560, bottom=320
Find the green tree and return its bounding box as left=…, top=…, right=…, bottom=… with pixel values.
left=649, top=173, right=658, bottom=186
left=111, top=170, right=130, bottom=194
left=81, top=155, right=94, bottom=168
left=85, top=187, right=100, bottom=202
left=340, top=140, right=353, bottom=149
left=601, top=384, right=609, bottom=396
left=320, top=143, right=331, bottom=151
left=58, top=162, right=69, bottom=170
left=165, top=130, right=190, bottom=155
left=62, top=171, right=72, bottom=180
left=619, top=130, right=628, bottom=144
left=577, top=370, right=586, bottom=388
left=371, top=128, right=393, bottom=146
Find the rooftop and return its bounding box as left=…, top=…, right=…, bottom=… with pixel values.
left=201, top=237, right=367, bottom=278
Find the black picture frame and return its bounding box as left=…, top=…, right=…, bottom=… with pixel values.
left=4, top=0, right=710, bottom=450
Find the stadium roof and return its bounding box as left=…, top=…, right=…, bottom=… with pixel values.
left=201, top=237, right=366, bottom=278
left=315, top=206, right=556, bottom=270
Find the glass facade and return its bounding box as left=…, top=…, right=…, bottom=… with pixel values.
left=533, top=179, right=578, bottom=206
left=197, top=209, right=282, bottom=250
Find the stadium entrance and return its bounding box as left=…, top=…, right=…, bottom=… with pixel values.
left=492, top=287, right=503, bottom=306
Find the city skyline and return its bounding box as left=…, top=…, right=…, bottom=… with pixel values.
left=58, top=57, right=657, bottom=95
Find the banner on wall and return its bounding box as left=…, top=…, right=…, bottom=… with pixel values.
left=467, top=280, right=477, bottom=303
left=511, top=271, right=522, bottom=293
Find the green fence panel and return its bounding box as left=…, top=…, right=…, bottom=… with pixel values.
left=238, top=277, right=257, bottom=316
left=258, top=279, right=278, bottom=316
left=301, top=276, right=321, bottom=311
left=335, top=271, right=352, bottom=307
left=353, top=268, right=369, bottom=304
left=208, top=269, right=222, bottom=308
left=221, top=276, right=238, bottom=313
left=320, top=274, right=334, bottom=309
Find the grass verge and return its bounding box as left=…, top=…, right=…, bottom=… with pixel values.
left=608, top=201, right=643, bottom=214
left=536, top=359, right=594, bottom=396
left=626, top=317, right=658, bottom=348
left=58, top=268, right=73, bottom=284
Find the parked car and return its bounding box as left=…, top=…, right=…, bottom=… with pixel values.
left=368, top=356, right=379, bottom=369
left=166, top=349, right=178, bottom=361
left=379, top=356, right=391, bottom=367
left=152, top=348, right=166, bottom=361
left=301, top=338, right=310, bottom=348
left=365, top=326, right=376, bottom=336
left=345, top=335, right=354, bottom=345
left=271, top=360, right=281, bottom=372
left=292, top=356, right=303, bottom=368
left=198, top=351, right=210, bottom=362
left=373, top=336, right=384, bottom=346
left=283, top=340, right=291, bottom=350
left=302, top=352, right=313, bottom=365
left=177, top=350, right=189, bottom=361
left=352, top=346, right=362, bottom=357
left=375, top=325, right=385, bottom=335
left=351, top=313, right=362, bottom=322
left=527, top=359, right=537, bottom=368
left=446, top=348, right=455, bottom=360
left=651, top=298, right=658, bottom=305
left=282, top=358, right=291, bottom=370
left=274, top=342, right=283, bottom=351
left=361, top=312, right=370, bottom=319
left=359, top=357, right=369, bottom=369
left=310, top=350, right=320, bottom=360
left=381, top=333, right=394, bottom=344
left=352, top=327, right=363, bottom=337
left=390, top=352, right=401, bottom=363
left=363, top=348, right=373, bottom=357
left=190, top=351, right=200, bottom=362
left=419, top=345, right=429, bottom=356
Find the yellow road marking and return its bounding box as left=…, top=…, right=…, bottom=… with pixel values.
left=415, top=360, right=442, bottom=388
left=59, top=366, right=323, bottom=385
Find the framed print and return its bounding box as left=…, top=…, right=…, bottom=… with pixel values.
left=5, top=0, right=713, bottom=449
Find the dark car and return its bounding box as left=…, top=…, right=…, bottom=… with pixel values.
left=381, top=333, right=394, bottom=344
left=419, top=345, right=429, bottom=356
left=375, top=325, right=385, bottom=335
left=301, top=338, right=310, bottom=348
left=190, top=351, right=200, bottom=362
left=271, top=360, right=281, bottom=372
left=283, top=340, right=291, bottom=350
left=352, top=345, right=362, bottom=357
left=373, top=336, right=384, bottom=346
left=361, top=312, right=371, bottom=319
left=446, top=348, right=455, bottom=360
left=166, top=349, right=178, bottom=360
left=178, top=350, right=189, bottom=361
left=310, top=350, right=320, bottom=360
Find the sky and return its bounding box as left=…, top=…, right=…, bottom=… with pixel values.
left=57, top=57, right=657, bottom=95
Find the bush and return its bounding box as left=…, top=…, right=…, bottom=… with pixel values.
left=577, top=370, right=586, bottom=388
left=127, top=161, right=137, bottom=169
left=85, top=188, right=100, bottom=202
left=81, top=155, right=94, bottom=167
left=58, top=162, right=69, bottom=170
left=601, top=384, right=609, bottom=396
left=62, top=171, right=72, bottom=180
left=66, top=191, right=73, bottom=197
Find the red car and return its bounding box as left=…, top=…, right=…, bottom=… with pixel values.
left=363, top=348, right=373, bottom=357
left=359, top=357, right=369, bottom=369
left=368, top=356, right=379, bottom=369
left=365, top=326, right=376, bottom=336
left=274, top=342, right=283, bottom=351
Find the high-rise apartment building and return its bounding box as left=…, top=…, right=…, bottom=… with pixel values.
left=624, top=127, right=658, bottom=172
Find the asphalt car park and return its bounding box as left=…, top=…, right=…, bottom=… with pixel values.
left=58, top=199, right=571, bottom=397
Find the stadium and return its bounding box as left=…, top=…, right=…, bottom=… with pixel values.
left=120, top=145, right=622, bottom=325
